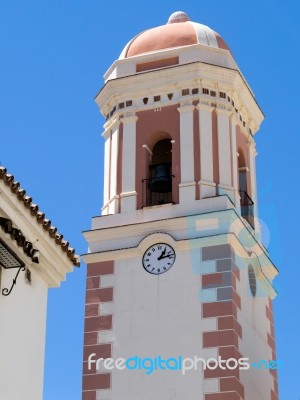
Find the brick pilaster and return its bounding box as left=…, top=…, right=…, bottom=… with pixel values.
left=201, top=244, right=244, bottom=400
left=82, top=261, right=114, bottom=400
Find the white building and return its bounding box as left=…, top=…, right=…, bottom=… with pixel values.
left=82, top=12, right=278, bottom=400
left=0, top=165, right=79, bottom=400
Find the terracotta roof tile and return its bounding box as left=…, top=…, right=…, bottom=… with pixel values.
left=0, top=166, right=80, bottom=267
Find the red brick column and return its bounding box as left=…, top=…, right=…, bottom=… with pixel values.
left=201, top=244, right=245, bottom=400
left=82, top=261, right=114, bottom=400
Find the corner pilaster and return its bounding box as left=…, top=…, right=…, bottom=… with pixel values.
left=120, top=114, right=138, bottom=212
left=177, top=104, right=196, bottom=203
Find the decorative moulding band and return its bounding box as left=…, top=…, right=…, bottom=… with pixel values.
left=98, top=61, right=264, bottom=130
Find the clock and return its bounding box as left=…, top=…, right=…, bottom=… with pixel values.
left=142, top=243, right=176, bottom=275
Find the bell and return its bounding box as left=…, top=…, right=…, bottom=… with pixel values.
left=148, top=163, right=172, bottom=193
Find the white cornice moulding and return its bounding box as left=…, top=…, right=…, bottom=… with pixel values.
left=96, top=62, right=263, bottom=130
left=84, top=210, right=276, bottom=279
left=82, top=232, right=277, bottom=297
left=104, top=43, right=239, bottom=82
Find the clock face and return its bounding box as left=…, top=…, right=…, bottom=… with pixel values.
left=142, top=243, right=176, bottom=275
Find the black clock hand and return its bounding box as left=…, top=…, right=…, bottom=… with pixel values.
left=158, top=254, right=174, bottom=260
left=157, top=247, right=167, bottom=260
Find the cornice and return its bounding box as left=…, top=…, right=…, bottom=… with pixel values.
left=82, top=228, right=277, bottom=298
left=83, top=208, right=277, bottom=282
left=96, top=62, right=264, bottom=133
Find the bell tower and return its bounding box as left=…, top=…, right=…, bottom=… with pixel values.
left=82, top=12, right=278, bottom=400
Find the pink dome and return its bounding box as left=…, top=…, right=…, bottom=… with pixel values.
left=120, top=12, right=230, bottom=59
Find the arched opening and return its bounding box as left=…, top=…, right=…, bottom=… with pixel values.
left=238, top=148, right=254, bottom=228
left=152, top=139, right=172, bottom=165
left=142, top=138, right=174, bottom=206
left=248, top=264, right=257, bottom=297
left=238, top=149, right=247, bottom=193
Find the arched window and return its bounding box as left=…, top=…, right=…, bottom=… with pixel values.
left=238, top=149, right=247, bottom=193
left=152, top=138, right=172, bottom=165
left=143, top=139, right=173, bottom=206
left=248, top=264, right=257, bottom=297
left=238, top=148, right=254, bottom=228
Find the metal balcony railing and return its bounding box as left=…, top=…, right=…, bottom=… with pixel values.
left=142, top=175, right=175, bottom=207
left=239, top=190, right=255, bottom=229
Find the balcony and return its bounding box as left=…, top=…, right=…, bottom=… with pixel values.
left=239, top=190, right=254, bottom=229
left=142, top=175, right=174, bottom=207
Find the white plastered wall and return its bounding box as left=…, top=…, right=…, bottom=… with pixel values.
left=0, top=266, right=48, bottom=400
left=109, top=248, right=217, bottom=400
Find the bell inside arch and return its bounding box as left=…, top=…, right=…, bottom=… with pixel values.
left=148, top=163, right=172, bottom=193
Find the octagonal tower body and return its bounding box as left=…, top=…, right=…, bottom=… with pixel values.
left=82, top=12, right=278, bottom=400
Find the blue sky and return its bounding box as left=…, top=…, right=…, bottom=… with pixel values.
left=0, top=1, right=299, bottom=399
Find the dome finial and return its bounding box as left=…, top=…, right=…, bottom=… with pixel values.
left=167, top=11, right=190, bottom=24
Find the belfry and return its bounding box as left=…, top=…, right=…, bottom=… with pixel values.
left=82, top=11, right=278, bottom=400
